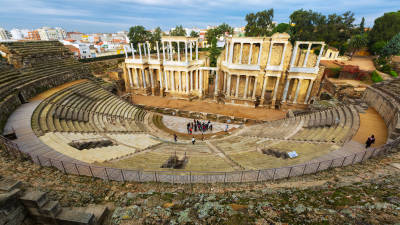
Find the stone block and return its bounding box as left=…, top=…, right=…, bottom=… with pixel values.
left=39, top=201, right=61, bottom=217
left=55, top=209, right=96, bottom=225
left=0, top=179, right=21, bottom=192
left=20, top=191, right=48, bottom=209
left=70, top=205, right=108, bottom=225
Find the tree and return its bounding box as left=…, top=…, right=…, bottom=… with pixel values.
left=272, top=23, right=290, bottom=34
left=370, top=41, right=387, bottom=55
left=128, top=26, right=151, bottom=49
left=150, top=27, right=163, bottom=47
left=289, top=9, right=326, bottom=41
left=205, top=23, right=233, bottom=45
left=190, top=30, right=199, bottom=38
left=244, top=9, right=274, bottom=37
left=381, top=32, right=400, bottom=57
left=208, top=36, right=221, bottom=67
left=170, top=25, right=186, bottom=36
left=369, top=11, right=400, bottom=45
left=359, top=17, right=365, bottom=33
left=348, top=34, right=368, bottom=59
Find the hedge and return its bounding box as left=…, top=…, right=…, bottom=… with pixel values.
left=79, top=53, right=125, bottom=63
left=390, top=70, right=398, bottom=77
left=371, top=70, right=383, bottom=83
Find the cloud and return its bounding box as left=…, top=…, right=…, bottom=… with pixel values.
left=0, top=0, right=91, bottom=16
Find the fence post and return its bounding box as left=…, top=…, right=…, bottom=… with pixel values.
left=189, top=172, right=192, bottom=183
left=351, top=154, right=357, bottom=165
left=60, top=161, right=67, bottom=174
left=137, top=171, right=141, bottom=182
left=74, top=163, right=80, bottom=175
left=37, top=155, right=42, bottom=167
left=89, top=166, right=94, bottom=177
left=340, top=156, right=346, bottom=167
left=272, top=168, right=277, bottom=181
left=256, top=170, right=260, bottom=182
left=48, top=158, right=53, bottom=167
left=302, top=164, right=307, bottom=175
left=240, top=171, right=244, bottom=182
left=328, top=159, right=334, bottom=169
left=288, top=167, right=293, bottom=178
left=120, top=169, right=125, bottom=182
left=361, top=150, right=367, bottom=162
left=155, top=172, right=158, bottom=183
left=224, top=172, right=226, bottom=183
left=315, top=162, right=322, bottom=173
left=104, top=168, right=110, bottom=180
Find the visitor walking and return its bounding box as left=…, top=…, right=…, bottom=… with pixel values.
left=225, top=124, right=229, bottom=132
left=209, top=124, right=213, bottom=131
left=174, top=133, right=177, bottom=142
left=365, top=134, right=375, bottom=148
left=192, top=136, right=196, bottom=145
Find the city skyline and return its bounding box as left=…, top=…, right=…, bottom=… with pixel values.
left=1, top=0, right=399, bottom=33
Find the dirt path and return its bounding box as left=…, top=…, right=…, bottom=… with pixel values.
left=352, top=107, right=388, bottom=147
left=29, top=79, right=88, bottom=101
left=132, top=95, right=286, bottom=121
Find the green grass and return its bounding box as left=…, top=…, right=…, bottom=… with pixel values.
left=389, top=70, right=398, bottom=77
left=371, top=71, right=383, bottom=83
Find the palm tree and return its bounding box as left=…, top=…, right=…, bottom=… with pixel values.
left=348, top=34, right=368, bottom=59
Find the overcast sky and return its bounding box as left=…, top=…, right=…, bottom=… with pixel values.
left=0, top=0, right=398, bottom=33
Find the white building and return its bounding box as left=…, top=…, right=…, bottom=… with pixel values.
left=61, top=40, right=92, bottom=59
left=10, top=29, right=23, bottom=40
left=38, top=27, right=66, bottom=40
left=0, top=28, right=11, bottom=40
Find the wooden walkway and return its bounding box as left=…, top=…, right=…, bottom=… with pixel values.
left=3, top=101, right=85, bottom=164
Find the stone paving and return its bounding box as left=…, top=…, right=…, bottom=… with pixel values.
left=162, top=115, right=240, bottom=134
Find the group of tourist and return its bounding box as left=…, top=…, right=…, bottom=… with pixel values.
left=186, top=120, right=213, bottom=134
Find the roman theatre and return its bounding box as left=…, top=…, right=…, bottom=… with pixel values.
left=0, top=37, right=398, bottom=183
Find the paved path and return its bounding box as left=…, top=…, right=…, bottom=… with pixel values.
left=162, top=115, right=240, bottom=134
left=3, top=101, right=85, bottom=164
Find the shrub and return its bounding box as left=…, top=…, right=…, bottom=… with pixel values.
left=371, top=70, right=383, bottom=83
left=390, top=70, right=398, bottom=77
left=370, top=41, right=387, bottom=55
left=381, top=64, right=392, bottom=74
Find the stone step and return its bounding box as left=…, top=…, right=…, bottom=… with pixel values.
left=69, top=204, right=109, bottom=225
left=39, top=200, right=62, bottom=217
left=0, top=178, right=22, bottom=192
left=20, top=191, right=49, bottom=209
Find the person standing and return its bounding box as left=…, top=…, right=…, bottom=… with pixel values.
left=192, top=136, right=196, bottom=145
left=174, top=133, right=177, bottom=142
left=365, top=134, right=375, bottom=148
left=225, top=124, right=229, bottom=132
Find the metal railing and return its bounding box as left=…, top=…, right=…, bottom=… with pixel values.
left=1, top=134, right=399, bottom=184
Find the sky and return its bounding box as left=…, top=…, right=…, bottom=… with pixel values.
left=0, top=0, right=399, bottom=33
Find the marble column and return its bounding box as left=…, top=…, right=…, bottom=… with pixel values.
left=279, top=43, right=287, bottom=68
left=138, top=43, right=142, bottom=60
left=177, top=41, right=180, bottom=62
left=303, top=44, right=312, bottom=67
left=169, top=41, right=173, bottom=61
left=134, top=68, right=139, bottom=88
left=141, top=69, right=146, bottom=88
left=227, top=74, right=232, bottom=96
left=131, top=43, right=135, bottom=59
left=199, top=69, right=203, bottom=96
left=178, top=71, right=182, bottom=92
left=229, top=41, right=234, bottom=63
left=171, top=71, right=175, bottom=91
left=225, top=41, right=229, bottom=62
left=196, top=41, right=198, bottom=60
left=214, top=71, right=219, bottom=96
left=244, top=76, right=249, bottom=98
left=257, top=43, right=263, bottom=66
left=261, top=76, right=268, bottom=101
left=304, top=79, right=314, bottom=103
left=272, top=77, right=280, bottom=101
left=164, top=71, right=168, bottom=90
left=127, top=67, right=133, bottom=87
left=235, top=75, right=240, bottom=98
left=316, top=44, right=325, bottom=67
left=281, top=78, right=291, bottom=102
left=190, top=42, right=192, bottom=60
left=159, top=70, right=163, bottom=89
left=223, top=72, right=227, bottom=93
left=156, top=41, right=160, bottom=61
left=190, top=70, right=193, bottom=91
left=252, top=77, right=257, bottom=99
left=289, top=43, right=298, bottom=68
left=196, top=70, right=199, bottom=90
left=266, top=42, right=273, bottom=66
left=293, top=79, right=302, bottom=103
left=162, top=42, right=166, bottom=60
left=123, top=46, right=128, bottom=58
left=186, top=71, right=189, bottom=94
left=149, top=69, right=154, bottom=87
left=185, top=41, right=188, bottom=62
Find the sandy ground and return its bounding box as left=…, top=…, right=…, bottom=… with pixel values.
left=132, top=95, right=286, bottom=121
left=29, top=79, right=88, bottom=101
left=352, top=107, right=388, bottom=147
left=342, top=56, right=376, bottom=71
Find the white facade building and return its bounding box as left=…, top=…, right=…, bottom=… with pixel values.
left=0, top=28, right=11, bottom=40
left=61, top=40, right=92, bottom=59
left=38, top=27, right=66, bottom=40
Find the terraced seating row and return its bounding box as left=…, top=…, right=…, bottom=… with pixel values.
left=32, top=81, right=149, bottom=135
left=239, top=105, right=359, bottom=144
